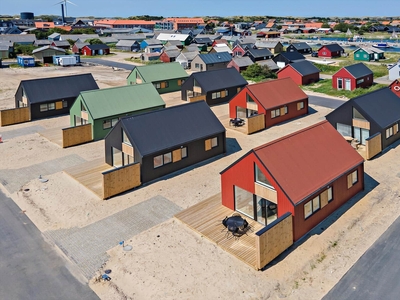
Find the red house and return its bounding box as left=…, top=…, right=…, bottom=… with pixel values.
left=389, top=79, right=400, bottom=97
left=317, top=43, right=345, bottom=58
left=82, top=44, right=110, bottom=56
left=232, top=44, right=248, bottom=57
left=229, top=77, right=308, bottom=129
left=332, top=63, right=373, bottom=91
left=211, top=39, right=229, bottom=48
left=277, top=60, right=320, bottom=85
left=160, top=49, right=181, bottom=63
left=220, top=120, right=365, bottom=241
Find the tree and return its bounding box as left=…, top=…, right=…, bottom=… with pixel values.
left=14, top=44, right=37, bottom=56
left=321, top=23, right=330, bottom=28
left=241, top=64, right=277, bottom=81
left=85, top=38, right=103, bottom=45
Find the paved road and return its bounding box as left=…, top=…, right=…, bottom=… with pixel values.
left=81, top=58, right=136, bottom=70
left=308, top=94, right=345, bottom=109
left=0, top=190, right=98, bottom=300
left=323, top=215, right=400, bottom=300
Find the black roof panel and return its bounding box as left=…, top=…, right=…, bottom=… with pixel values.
left=190, top=68, right=248, bottom=92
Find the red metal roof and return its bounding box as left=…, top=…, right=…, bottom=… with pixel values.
left=246, top=77, right=308, bottom=109
left=253, top=120, right=364, bottom=205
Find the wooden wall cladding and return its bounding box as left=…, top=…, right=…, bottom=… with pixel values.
left=62, top=124, right=92, bottom=148
left=366, top=132, right=382, bottom=160
left=102, top=162, right=141, bottom=199
left=0, top=107, right=30, bottom=126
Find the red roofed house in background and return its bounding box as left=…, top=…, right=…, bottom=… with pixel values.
left=229, top=77, right=309, bottom=132
left=277, top=60, right=320, bottom=85
left=220, top=120, right=365, bottom=242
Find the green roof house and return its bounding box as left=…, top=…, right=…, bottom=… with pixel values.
left=126, top=62, right=189, bottom=94
left=69, top=83, right=165, bottom=140
left=353, top=47, right=385, bottom=62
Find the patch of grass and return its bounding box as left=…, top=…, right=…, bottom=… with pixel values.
left=301, top=79, right=387, bottom=98
left=317, top=252, right=327, bottom=263
left=314, top=63, right=341, bottom=75
left=124, top=58, right=162, bottom=65
left=330, top=240, right=338, bottom=248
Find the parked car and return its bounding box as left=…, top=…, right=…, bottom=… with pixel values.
left=311, top=52, right=318, bottom=57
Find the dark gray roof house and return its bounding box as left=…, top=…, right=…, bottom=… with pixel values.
left=15, top=73, right=99, bottom=120
left=273, top=51, right=306, bottom=68
left=244, top=48, right=273, bottom=62
left=286, top=42, right=312, bottom=54
left=326, top=87, right=400, bottom=156
left=181, top=67, right=248, bottom=105
left=104, top=101, right=226, bottom=184
left=193, top=37, right=213, bottom=45
left=342, top=63, right=373, bottom=78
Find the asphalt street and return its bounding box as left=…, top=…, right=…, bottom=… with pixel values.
left=81, top=58, right=136, bottom=70
left=323, top=215, right=400, bottom=300
left=0, top=190, right=99, bottom=300
left=308, top=94, right=345, bottom=109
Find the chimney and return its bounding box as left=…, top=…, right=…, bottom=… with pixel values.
left=61, top=4, right=65, bottom=24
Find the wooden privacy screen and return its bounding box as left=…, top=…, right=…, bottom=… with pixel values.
left=102, top=162, right=141, bottom=199
left=245, top=113, right=265, bottom=134
left=188, top=95, right=206, bottom=102
left=0, top=107, right=30, bottom=126
left=365, top=132, right=382, bottom=160
left=62, top=124, right=92, bottom=148
left=255, top=212, right=293, bottom=270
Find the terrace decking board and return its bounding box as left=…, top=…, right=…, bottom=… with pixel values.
left=38, top=126, right=64, bottom=147
left=175, top=193, right=263, bottom=269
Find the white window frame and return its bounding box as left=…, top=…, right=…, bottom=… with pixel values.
left=211, top=137, right=218, bottom=148
left=327, top=187, right=333, bottom=202
left=386, top=127, right=394, bottom=139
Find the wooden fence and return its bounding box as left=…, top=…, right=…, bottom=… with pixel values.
left=245, top=113, right=265, bottom=134
left=102, top=162, right=141, bottom=199
left=0, top=107, right=30, bottom=126
left=188, top=95, right=206, bottom=102
left=365, top=132, right=382, bottom=160
left=255, top=212, right=293, bottom=269
left=62, top=124, right=92, bottom=148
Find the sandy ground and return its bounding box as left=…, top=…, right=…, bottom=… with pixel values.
left=1, top=55, right=400, bottom=300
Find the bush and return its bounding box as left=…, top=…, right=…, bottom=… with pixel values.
left=242, top=63, right=277, bottom=82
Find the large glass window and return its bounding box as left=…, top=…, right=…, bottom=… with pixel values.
left=153, top=152, right=172, bottom=168
left=304, top=195, right=320, bottom=219
left=256, top=196, right=277, bottom=226
left=353, top=107, right=366, bottom=120
left=255, top=164, right=273, bottom=188
left=211, top=137, right=218, bottom=148
left=112, top=147, right=123, bottom=167
left=181, top=147, right=187, bottom=158
left=337, top=123, right=352, bottom=137
left=40, top=104, right=48, bottom=112
left=234, top=186, right=254, bottom=218
left=122, top=130, right=131, bottom=145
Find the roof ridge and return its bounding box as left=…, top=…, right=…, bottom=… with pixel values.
left=21, top=73, right=93, bottom=83
left=80, top=82, right=152, bottom=94
left=254, top=120, right=328, bottom=151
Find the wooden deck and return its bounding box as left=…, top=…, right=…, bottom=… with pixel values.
left=38, top=126, right=63, bottom=147
left=175, top=193, right=264, bottom=269
left=220, top=114, right=248, bottom=135
left=64, top=158, right=113, bottom=199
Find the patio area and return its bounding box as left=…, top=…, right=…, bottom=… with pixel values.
left=175, top=193, right=264, bottom=269
left=38, top=126, right=64, bottom=147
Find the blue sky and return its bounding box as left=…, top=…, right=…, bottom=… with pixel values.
left=1, top=0, right=399, bottom=18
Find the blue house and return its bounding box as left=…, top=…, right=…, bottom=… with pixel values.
left=17, top=55, right=35, bottom=67
left=140, top=38, right=163, bottom=51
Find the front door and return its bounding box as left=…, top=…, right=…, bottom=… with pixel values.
left=345, top=79, right=351, bottom=90
left=337, top=78, right=343, bottom=89
left=354, top=127, right=369, bottom=145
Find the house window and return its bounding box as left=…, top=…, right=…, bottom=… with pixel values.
left=40, top=104, right=48, bottom=112
left=353, top=108, right=366, bottom=120
left=154, top=83, right=161, bottom=89
left=283, top=106, right=288, bottom=114
left=337, top=78, right=343, bottom=90
left=304, top=195, right=320, bottom=219
left=153, top=151, right=172, bottom=168
left=356, top=53, right=360, bottom=57
left=62, top=100, right=68, bottom=108
left=234, top=185, right=254, bottom=218
left=103, top=120, right=112, bottom=129
left=123, top=153, right=134, bottom=166
left=271, top=108, right=280, bottom=118
left=112, top=147, right=123, bottom=168
left=122, top=130, right=131, bottom=145
left=195, top=63, right=200, bottom=69
left=212, top=92, right=221, bottom=99
left=246, top=94, right=255, bottom=103
left=111, top=118, right=119, bottom=127
left=327, top=187, right=333, bottom=202
left=347, top=170, right=358, bottom=189
left=181, top=146, right=187, bottom=158
left=255, top=164, right=273, bottom=188
left=357, top=78, right=364, bottom=84
left=48, top=103, right=55, bottom=110
left=386, top=127, right=393, bottom=138
left=297, top=101, right=304, bottom=110
left=211, top=137, right=218, bottom=148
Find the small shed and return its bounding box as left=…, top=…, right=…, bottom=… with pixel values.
left=244, top=48, right=273, bottom=62
left=82, top=44, right=110, bottom=56
left=32, top=45, right=66, bottom=64
left=104, top=101, right=226, bottom=184
left=353, top=47, right=385, bottom=62
left=51, top=40, right=71, bottom=50
left=52, top=54, right=81, bottom=66
left=190, top=52, right=232, bottom=72
left=160, top=49, right=181, bottom=63
left=272, top=51, right=305, bottom=68
left=17, top=55, right=35, bottom=67
left=277, top=61, right=320, bottom=85
left=388, top=64, right=400, bottom=81
left=175, top=51, right=199, bottom=69
left=332, top=63, right=373, bottom=91
left=286, top=42, right=312, bottom=54
left=72, top=42, right=89, bottom=54
left=115, top=40, right=140, bottom=52
left=227, top=56, right=254, bottom=73
left=317, top=43, right=345, bottom=58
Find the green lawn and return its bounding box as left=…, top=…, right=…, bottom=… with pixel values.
left=301, top=78, right=387, bottom=98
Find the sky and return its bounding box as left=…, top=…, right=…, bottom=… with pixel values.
left=1, top=0, right=400, bottom=19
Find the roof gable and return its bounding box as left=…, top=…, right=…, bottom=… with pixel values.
left=20, top=73, right=99, bottom=104
left=246, top=77, right=308, bottom=109
left=283, top=60, right=320, bottom=76
left=80, top=83, right=165, bottom=119
left=197, top=52, right=232, bottom=64
left=121, top=101, right=225, bottom=156
left=289, top=42, right=311, bottom=50
left=190, top=68, right=247, bottom=92
left=131, top=62, right=188, bottom=82
left=253, top=120, right=364, bottom=204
